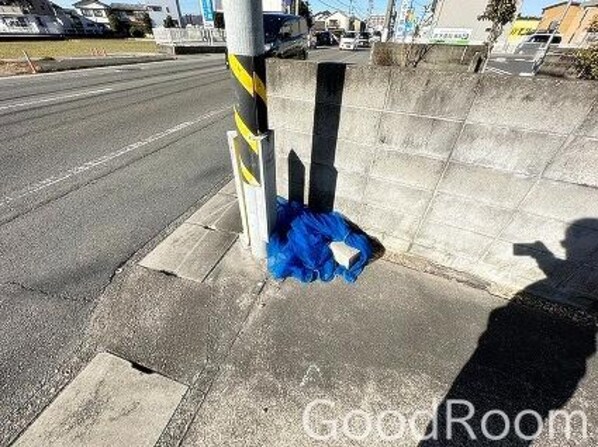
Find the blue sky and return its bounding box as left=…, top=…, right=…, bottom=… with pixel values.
left=53, top=0, right=553, bottom=19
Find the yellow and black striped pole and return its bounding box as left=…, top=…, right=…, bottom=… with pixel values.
left=223, top=0, right=275, bottom=258
left=228, top=52, right=268, bottom=187
left=223, top=0, right=268, bottom=188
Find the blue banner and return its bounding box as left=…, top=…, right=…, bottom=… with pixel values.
left=201, top=0, right=214, bottom=23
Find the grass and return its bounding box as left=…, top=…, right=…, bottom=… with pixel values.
left=0, top=39, right=159, bottom=60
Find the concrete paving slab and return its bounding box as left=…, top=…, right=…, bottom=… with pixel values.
left=220, top=180, right=237, bottom=197
left=177, top=230, right=237, bottom=283
left=187, top=193, right=242, bottom=234
left=13, top=352, right=187, bottom=447
left=90, top=266, right=213, bottom=384
left=139, top=223, right=208, bottom=273
left=181, top=259, right=598, bottom=446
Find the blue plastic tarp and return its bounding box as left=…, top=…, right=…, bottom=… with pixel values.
left=267, top=198, right=373, bottom=283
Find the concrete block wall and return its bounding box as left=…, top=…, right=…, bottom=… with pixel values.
left=268, top=59, right=598, bottom=307
left=371, top=43, right=485, bottom=72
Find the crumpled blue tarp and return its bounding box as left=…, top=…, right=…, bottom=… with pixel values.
left=267, top=198, right=373, bottom=283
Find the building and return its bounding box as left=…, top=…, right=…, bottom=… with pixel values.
left=312, top=10, right=331, bottom=30
left=539, top=0, right=598, bottom=45
left=367, top=13, right=385, bottom=32
left=0, top=0, right=61, bottom=34
left=52, top=3, right=108, bottom=34
left=428, top=0, right=520, bottom=45
left=0, top=0, right=107, bottom=35
left=144, top=0, right=181, bottom=27
left=181, top=13, right=201, bottom=26
left=571, top=0, right=598, bottom=45
left=72, top=0, right=111, bottom=26
left=324, top=10, right=362, bottom=32
left=505, top=17, right=540, bottom=50
left=73, top=0, right=181, bottom=29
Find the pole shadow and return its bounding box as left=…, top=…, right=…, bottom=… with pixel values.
left=285, top=62, right=346, bottom=212
left=307, top=62, right=346, bottom=213
left=419, top=219, right=598, bottom=445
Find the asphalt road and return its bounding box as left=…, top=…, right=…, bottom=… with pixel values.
left=0, top=54, right=236, bottom=433
left=309, top=46, right=371, bottom=64
left=0, top=47, right=368, bottom=441
left=485, top=53, right=536, bottom=76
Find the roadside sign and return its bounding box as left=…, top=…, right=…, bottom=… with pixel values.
left=201, top=0, right=215, bottom=28
left=430, top=28, right=472, bottom=44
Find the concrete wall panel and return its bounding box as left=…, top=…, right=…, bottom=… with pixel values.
left=364, top=178, right=431, bottom=214
left=387, top=70, right=479, bottom=120
left=361, top=204, right=421, bottom=241
left=452, top=123, right=566, bottom=175
left=268, top=60, right=598, bottom=306
left=426, top=193, right=513, bottom=237
left=268, top=97, right=314, bottom=134
left=378, top=112, right=461, bottom=159
left=266, top=60, right=317, bottom=101
left=439, top=163, right=534, bottom=208
left=544, top=136, right=598, bottom=188
left=343, top=65, right=391, bottom=108
left=370, top=151, right=445, bottom=191
left=468, top=76, right=597, bottom=134
left=520, top=180, right=598, bottom=228
left=415, top=221, right=494, bottom=258
left=577, top=104, right=598, bottom=138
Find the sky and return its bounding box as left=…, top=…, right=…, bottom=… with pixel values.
left=53, top=0, right=554, bottom=19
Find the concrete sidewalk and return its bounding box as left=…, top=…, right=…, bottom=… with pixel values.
left=11, top=182, right=598, bottom=446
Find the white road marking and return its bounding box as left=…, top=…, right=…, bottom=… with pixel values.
left=494, top=57, right=506, bottom=62
left=0, top=88, right=113, bottom=111
left=485, top=66, right=511, bottom=75
left=0, top=106, right=231, bottom=208
left=519, top=72, right=534, bottom=77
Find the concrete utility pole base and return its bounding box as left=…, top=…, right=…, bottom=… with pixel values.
left=223, top=0, right=276, bottom=261
left=227, top=131, right=276, bottom=260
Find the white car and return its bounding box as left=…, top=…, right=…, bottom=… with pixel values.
left=339, top=31, right=358, bottom=51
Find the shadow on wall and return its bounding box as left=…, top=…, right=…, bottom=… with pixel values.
left=287, top=62, right=346, bottom=212
left=419, top=219, right=598, bottom=445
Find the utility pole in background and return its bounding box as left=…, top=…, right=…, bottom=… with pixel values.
left=534, top=0, right=574, bottom=73
left=222, top=0, right=276, bottom=259
left=382, top=0, right=395, bottom=42
left=295, top=0, right=300, bottom=16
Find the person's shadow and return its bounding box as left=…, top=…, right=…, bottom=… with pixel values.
left=419, top=219, right=598, bottom=445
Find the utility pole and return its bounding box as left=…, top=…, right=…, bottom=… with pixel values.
left=295, top=0, right=300, bottom=16
left=534, top=0, right=574, bottom=74
left=223, top=0, right=276, bottom=259
left=382, top=0, right=395, bottom=42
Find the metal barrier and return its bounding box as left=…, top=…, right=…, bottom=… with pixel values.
left=152, top=27, right=226, bottom=45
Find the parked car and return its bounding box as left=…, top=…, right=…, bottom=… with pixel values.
left=339, top=31, right=358, bottom=51
left=315, top=30, right=337, bottom=46
left=370, top=31, right=382, bottom=44
left=515, top=33, right=562, bottom=55
left=358, top=32, right=371, bottom=48
left=225, top=13, right=308, bottom=67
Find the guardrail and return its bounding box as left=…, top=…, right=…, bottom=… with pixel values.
left=153, top=27, right=226, bottom=45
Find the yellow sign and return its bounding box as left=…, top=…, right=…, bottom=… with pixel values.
left=508, top=19, right=540, bottom=43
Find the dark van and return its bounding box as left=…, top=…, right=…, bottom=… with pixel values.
left=226, top=13, right=308, bottom=67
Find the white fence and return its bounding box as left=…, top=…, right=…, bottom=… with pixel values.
left=153, top=27, right=226, bottom=45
